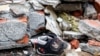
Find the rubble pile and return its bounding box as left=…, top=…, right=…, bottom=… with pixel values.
left=0, top=0, right=100, bottom=56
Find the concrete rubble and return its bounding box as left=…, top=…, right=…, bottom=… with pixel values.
left=0, top=0, right=100, bottom=56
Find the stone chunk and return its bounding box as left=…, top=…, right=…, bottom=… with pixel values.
left=0, top=17, right=27, bottom=41
left=0, top=16, right=29, bottom=49
left=10, top=4, right=29, bottom=17
left=28, top=11, right=45, bottom=36
left=78, top=20, right=100, bottom=41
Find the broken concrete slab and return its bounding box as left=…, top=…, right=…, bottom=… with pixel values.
left=78, top=20, right=100, bottom=41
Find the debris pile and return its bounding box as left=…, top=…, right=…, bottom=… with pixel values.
left=0, top=0, right=100, bottom=56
